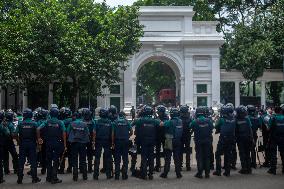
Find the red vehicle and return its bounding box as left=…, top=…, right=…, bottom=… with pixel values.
left=159, top=89, right=176, bottom=103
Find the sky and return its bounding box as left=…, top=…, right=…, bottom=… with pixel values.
left=94, top=0, right=137, bottom=7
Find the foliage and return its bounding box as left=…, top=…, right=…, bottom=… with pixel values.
left=0, top=0, right=144, bottom=109
left=137, top=62, right=175, bottom=103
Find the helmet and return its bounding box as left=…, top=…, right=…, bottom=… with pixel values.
left=99, top=108, right=109, bottom=118
left=274, top=106, right=282, bottom=114
left=247, top=105, right=256, bottom=116
left=138, top=106, right=145, bottom=117
left=65, top=108, right=72, bottom=118
left=226, top=103, right=234, bottom=109
left=109, top=105, right=118, bottom=115
left=170, top=108, right=179, bottom=118
left=220, top=105, right=234, bottom=118
left=204, top=107, right=210, bottom=118
left=41, top=109, right=49, bottom=119
left=179, top=105, right=190, bottom=118
left=72, top=111, right=80, bottom=119
left=50, top=107, right=59, bottom=118
left=23, top=108, right=33, bottom=119
left=0, top=110, right=5, bottom=122
left=236, top=105, right=247, bottom=119
left=82, top=108, right=92, bottom=120
left=280, top=104, right=284, bottom=115
left=143, top=106, right=153, bottom=117
left=59, top=107, right=67, bottom=120
left=157, top=105, right=166, bottom=113
left=180, top=105, right=189, bottom=114
left=5, top=110, right=14, bottom=122
left=59, top=107, right=72, bottom=120
left=195, top=106, right=206, bottom=118
left=118, top=111, right=126, bottom=118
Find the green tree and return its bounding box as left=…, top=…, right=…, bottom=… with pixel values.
left=137, top=62, right=175, bottom=104
left=0, top=0, right=144, bottom=110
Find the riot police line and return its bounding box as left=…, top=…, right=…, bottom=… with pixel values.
left=0, top=104, right=283, bottom=184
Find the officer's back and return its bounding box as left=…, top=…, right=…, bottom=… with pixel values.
left=68, top=118, right=89, bottom=144
left=190, top=108, right=213, bottom=144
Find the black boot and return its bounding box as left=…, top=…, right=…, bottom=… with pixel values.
left=194, top=173, right=203, bottom=179
left=41, top=168, right=46, bottom=175
left=238, top=169, right=248, bottom=174
left=31, top=167, right=40, bottom=183
left=58, top=168, right=64, bottom=174
left=82, top=166, right=88, bottom=180
left=88, top=165, right=93, bottom=173
left=122, top=172, right=128, bottom=180
left=32, top=177, right=41, bottom=183
left=51, top=166, right=62, bottom=184
left=66, top=167, right=72, bottom=173
left=115, top=174, right=119, bottom=180
left=0, top=179, right=5, bottom=184
left=17, top=175, right=23, bottom=184
left=223, top=172, right=230, bottom=177
left=176, top=172, right=182, bottom=179
left=267, top=169, right=276, bottom=175
left=160, top=172, right=167, bottom=178
left=154, top=166, right=161, bottom=172
left=213, top=171, right=221, bottom=176
left=46, top=168, right=52, bottom=182
left=73, top=168, right=78, bottom=181
left=93, top=174, right=98, bottom=180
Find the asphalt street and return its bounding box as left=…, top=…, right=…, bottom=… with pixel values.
left=1, top=164, right=283, bottom=189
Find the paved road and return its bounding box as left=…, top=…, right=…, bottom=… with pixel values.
left=1, top=165, right=284, bottom=189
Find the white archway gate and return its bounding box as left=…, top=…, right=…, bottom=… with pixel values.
left=121, top=6, right=224, bottom=110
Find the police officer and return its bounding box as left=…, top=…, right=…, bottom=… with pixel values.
left=0, top=110, right=9, bottom=184
left=247, top=105, right=261, bottom=168
left=155, top=105, right=168, bottom=172
left=16, top=108, right=41, bottom=184
left=99, top=105, right=117, bottom=175
left=93, top=108, right=113, bottom=180
left=131, top=106, right=136, bottom=121
left=205, top=107, right=215, bottom=170
left=37, top=107, right=67, bottom=184
left=129, top=107, right=144, bottom=176
left=58, top=107, right=73, bottom=174
left=179, top=105, right=192, bottom=171
left=63, top=107, right=73, bottom=173
left=260, top=108, right=271, bottom=167
left=3, top=110, right=18, bottom=175
left=34, top=108, right=49, bottom=175
left=160, top=108, right=184, bottom=179
left=213, top=105, right=236, bottom=177
left=267, top=106, right=284, bottom=175
left=81, top=108, right=95, bottom=173
left=135, top=106, right=160, bottom=180
left=67, top=111, right=89, bottom=181
left=235, top=105, right=253, bottom=174
left=112, top=111, right=133, bottom=180
left=190, top=107, right=213, bottom=179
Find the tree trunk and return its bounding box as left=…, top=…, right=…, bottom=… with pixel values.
left=247, top=82, right=250, bottom=96
left=253, top=81, right=256, bottom=97
left=59, top=84, right=64, bottom=108
left=270, top=82, right=281, bottom=106
left=71, top=77, right=79, bottom=111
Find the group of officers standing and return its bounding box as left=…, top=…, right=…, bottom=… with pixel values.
left=0, top=103, right=283, bottom=184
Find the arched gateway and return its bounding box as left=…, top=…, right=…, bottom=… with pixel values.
left=97, top=6, right=224, bottom=110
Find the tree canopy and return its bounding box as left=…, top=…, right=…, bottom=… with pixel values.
left=137, top=62, right=176, bottom=104
left=0, top=0, right=144, bottom=109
